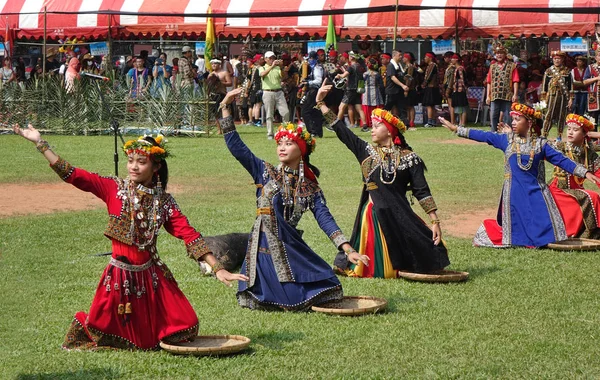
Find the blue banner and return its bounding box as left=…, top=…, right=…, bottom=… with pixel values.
left=431, top=40, right=455, bottom=55
left=195, top=42, right=206, bottom=55
left=89, top=42, right=108, bottom=56
left=307, top=41, right=326, bottom=53
left=560, top=37, right=588, bottom=52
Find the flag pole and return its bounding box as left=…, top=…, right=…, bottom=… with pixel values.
left=393, top=0, right=398, bottom=50
left=43, top=7, right=47, bottom=74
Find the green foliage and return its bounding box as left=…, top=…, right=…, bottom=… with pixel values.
left=0, top=127, right=599, bottom=379
left=0, top=75, right=215, bottom=135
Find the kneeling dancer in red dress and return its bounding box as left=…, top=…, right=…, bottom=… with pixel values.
left=13, top=124, right=247, bottom=350
left=549, top=114, right=600, bottom=239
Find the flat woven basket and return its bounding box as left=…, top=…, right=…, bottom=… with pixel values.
left=397, top=269, right=469, bottom=283
left=547, top=238, right=600, bottom=251
left=311, top=296, right=388, bottom=316
left=160, top=335, right=251, bottom=356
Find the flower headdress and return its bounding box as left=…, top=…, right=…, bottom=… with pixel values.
left=123, top=134, right=170, bottom=161
left=510, top=102, right=543, bottom=120
left=566, top=113, right=596, bottom=132
left=274, top=123, right=316, bottom=156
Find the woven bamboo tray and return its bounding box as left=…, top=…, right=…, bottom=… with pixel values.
left=397, top=269, right=469, bottom=283
left=547, top=238, right=600, bottom=251
left=311, top=296, right=388, bottom=316
left=160, top=335, right=251, bottom=356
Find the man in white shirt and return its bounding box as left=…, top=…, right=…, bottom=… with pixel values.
left=195, top=55, right=206, bottom=77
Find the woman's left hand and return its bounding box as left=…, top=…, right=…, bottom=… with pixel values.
left=316, top=80, right=333, bottom=102
left=215, top=269, right=249, bottom=287
left=223, top=87, right=243, bottom=105
left=347, top=251, right=370, bottom=266
left=432, top=223, right=442, bottom=246
left=585, top=171, right=600, bottom=186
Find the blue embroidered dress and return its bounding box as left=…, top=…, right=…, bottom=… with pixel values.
left=456, top=127, right=588, bottom=247
left=221, top=116, right=348, bottom=311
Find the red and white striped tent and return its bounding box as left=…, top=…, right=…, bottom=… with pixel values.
left=0, top=0, right=596, bottom=40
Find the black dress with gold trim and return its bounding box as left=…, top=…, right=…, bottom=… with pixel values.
left=329, top=116, right=450, bottom=277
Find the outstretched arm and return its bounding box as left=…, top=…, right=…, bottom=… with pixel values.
left=439, top=116, right=508, bottom=151
left=13, top=124, right=114, bottom=202
left=219, top=88, right=266, bottom=183
left=316, top=82, right=370, bottom=162
left=163, top=197, right=249, bottom=287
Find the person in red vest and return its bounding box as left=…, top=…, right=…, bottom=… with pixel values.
left=571, top=55, right=588, bottom=116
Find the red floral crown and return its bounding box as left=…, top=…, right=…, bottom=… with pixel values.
left=274, top=123, right=316, bottom=156
left=566, top=113, right=595, bottom=132
left=510, top=103, right=542, bottom=120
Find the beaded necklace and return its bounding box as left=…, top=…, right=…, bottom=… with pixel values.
left=566, top=142, right=588, bottom=186
left=513, top=135, right=536, bottom=171
left=127, top=180, right=162, bottom=251
left=377, top=146, right=401, bottom=184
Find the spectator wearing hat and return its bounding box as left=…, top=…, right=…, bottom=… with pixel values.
left=206, top=59, right=232, bottom=133
left=572, top=55, right=588, bottom=116
left=234, top=51, right=252, bottom=125
left=301, top=51, right=326, bottom=137
left=442, top=52, right=457, bottom=125
left=583, top=49, right=600, bottom=126
left=486, top=45, right=519, bottom=132
left=44, top=49, right=61, bottom=75
left=248, top=54, right=265, bottom=126
left=81, top=53, right=99, bottom=75
left=179, top=46, right=195, bottom=89
left=422, top=52, right=441, bottom=127
left=541, top=50, right=573, bottom=139
left=259, top=51, right=290, bottom=139
left=450, top=54, right=469, bottom=128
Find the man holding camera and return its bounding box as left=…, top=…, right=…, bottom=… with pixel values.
left=259, top=51, right=290, bottom=139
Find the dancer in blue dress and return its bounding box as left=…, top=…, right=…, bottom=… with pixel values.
left=218, top=88, right=369, bottom=311
left=439, top=103, right=600, bottom=247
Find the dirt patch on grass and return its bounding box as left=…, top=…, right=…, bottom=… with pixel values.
left=439, top=138, right=480, bottom=145
left=443, top=207, right=497, bottom=238
left=0, top=182, right=185, bottom=218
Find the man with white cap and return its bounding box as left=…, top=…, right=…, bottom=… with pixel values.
left=207, top=59, right=233, bottom=127
left=180, top=45, right=195, bottom=89
left=259, top=51, right=290, bottom=139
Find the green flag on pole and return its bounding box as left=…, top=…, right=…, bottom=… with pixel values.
left=325, top=15, right=337, bottom=51
left=205, top=5, right=216, bottom=65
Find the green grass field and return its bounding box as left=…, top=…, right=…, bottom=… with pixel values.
left=1, top=126, right=599, bottom=379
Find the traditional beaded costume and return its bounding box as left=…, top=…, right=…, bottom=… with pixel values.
left=458, top=104, right=588, bottom=247
left=221, top=116, right=347, bottom=311
left=55, top=157, right=209, bottom=350
left=541, top=51, right=574, bottom=137
left=548, top=115, right=600, bottom=239
left=330, top=109, right=450, bottom=277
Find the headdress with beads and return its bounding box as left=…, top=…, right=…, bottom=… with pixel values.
left=274, top=123, right=316, bottom=157
left=494, top=45, right=507, bottom=54
left=123, top=134, right=170, bottom=161
left=510, top=102, right=543, bottom=120
left=566, top=113, right=595, bottom=132
left=551, top=50, right=566, bottom=58
left=372, top=108, right=407, bottom=146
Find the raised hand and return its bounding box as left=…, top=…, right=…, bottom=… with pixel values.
left=13, top=124, right=41, bottom=143
left=316, top=81, right=333, bottom=103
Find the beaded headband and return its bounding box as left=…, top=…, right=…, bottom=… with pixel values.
left=510, top=103, right=542, bottom=120
left=274, top=123, right=316, bottom=156
left=123, top=134, right=170, bottom=161
left=372, top=108, right=406, bottom=134
left=565, top=113, right=595, bottom=132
